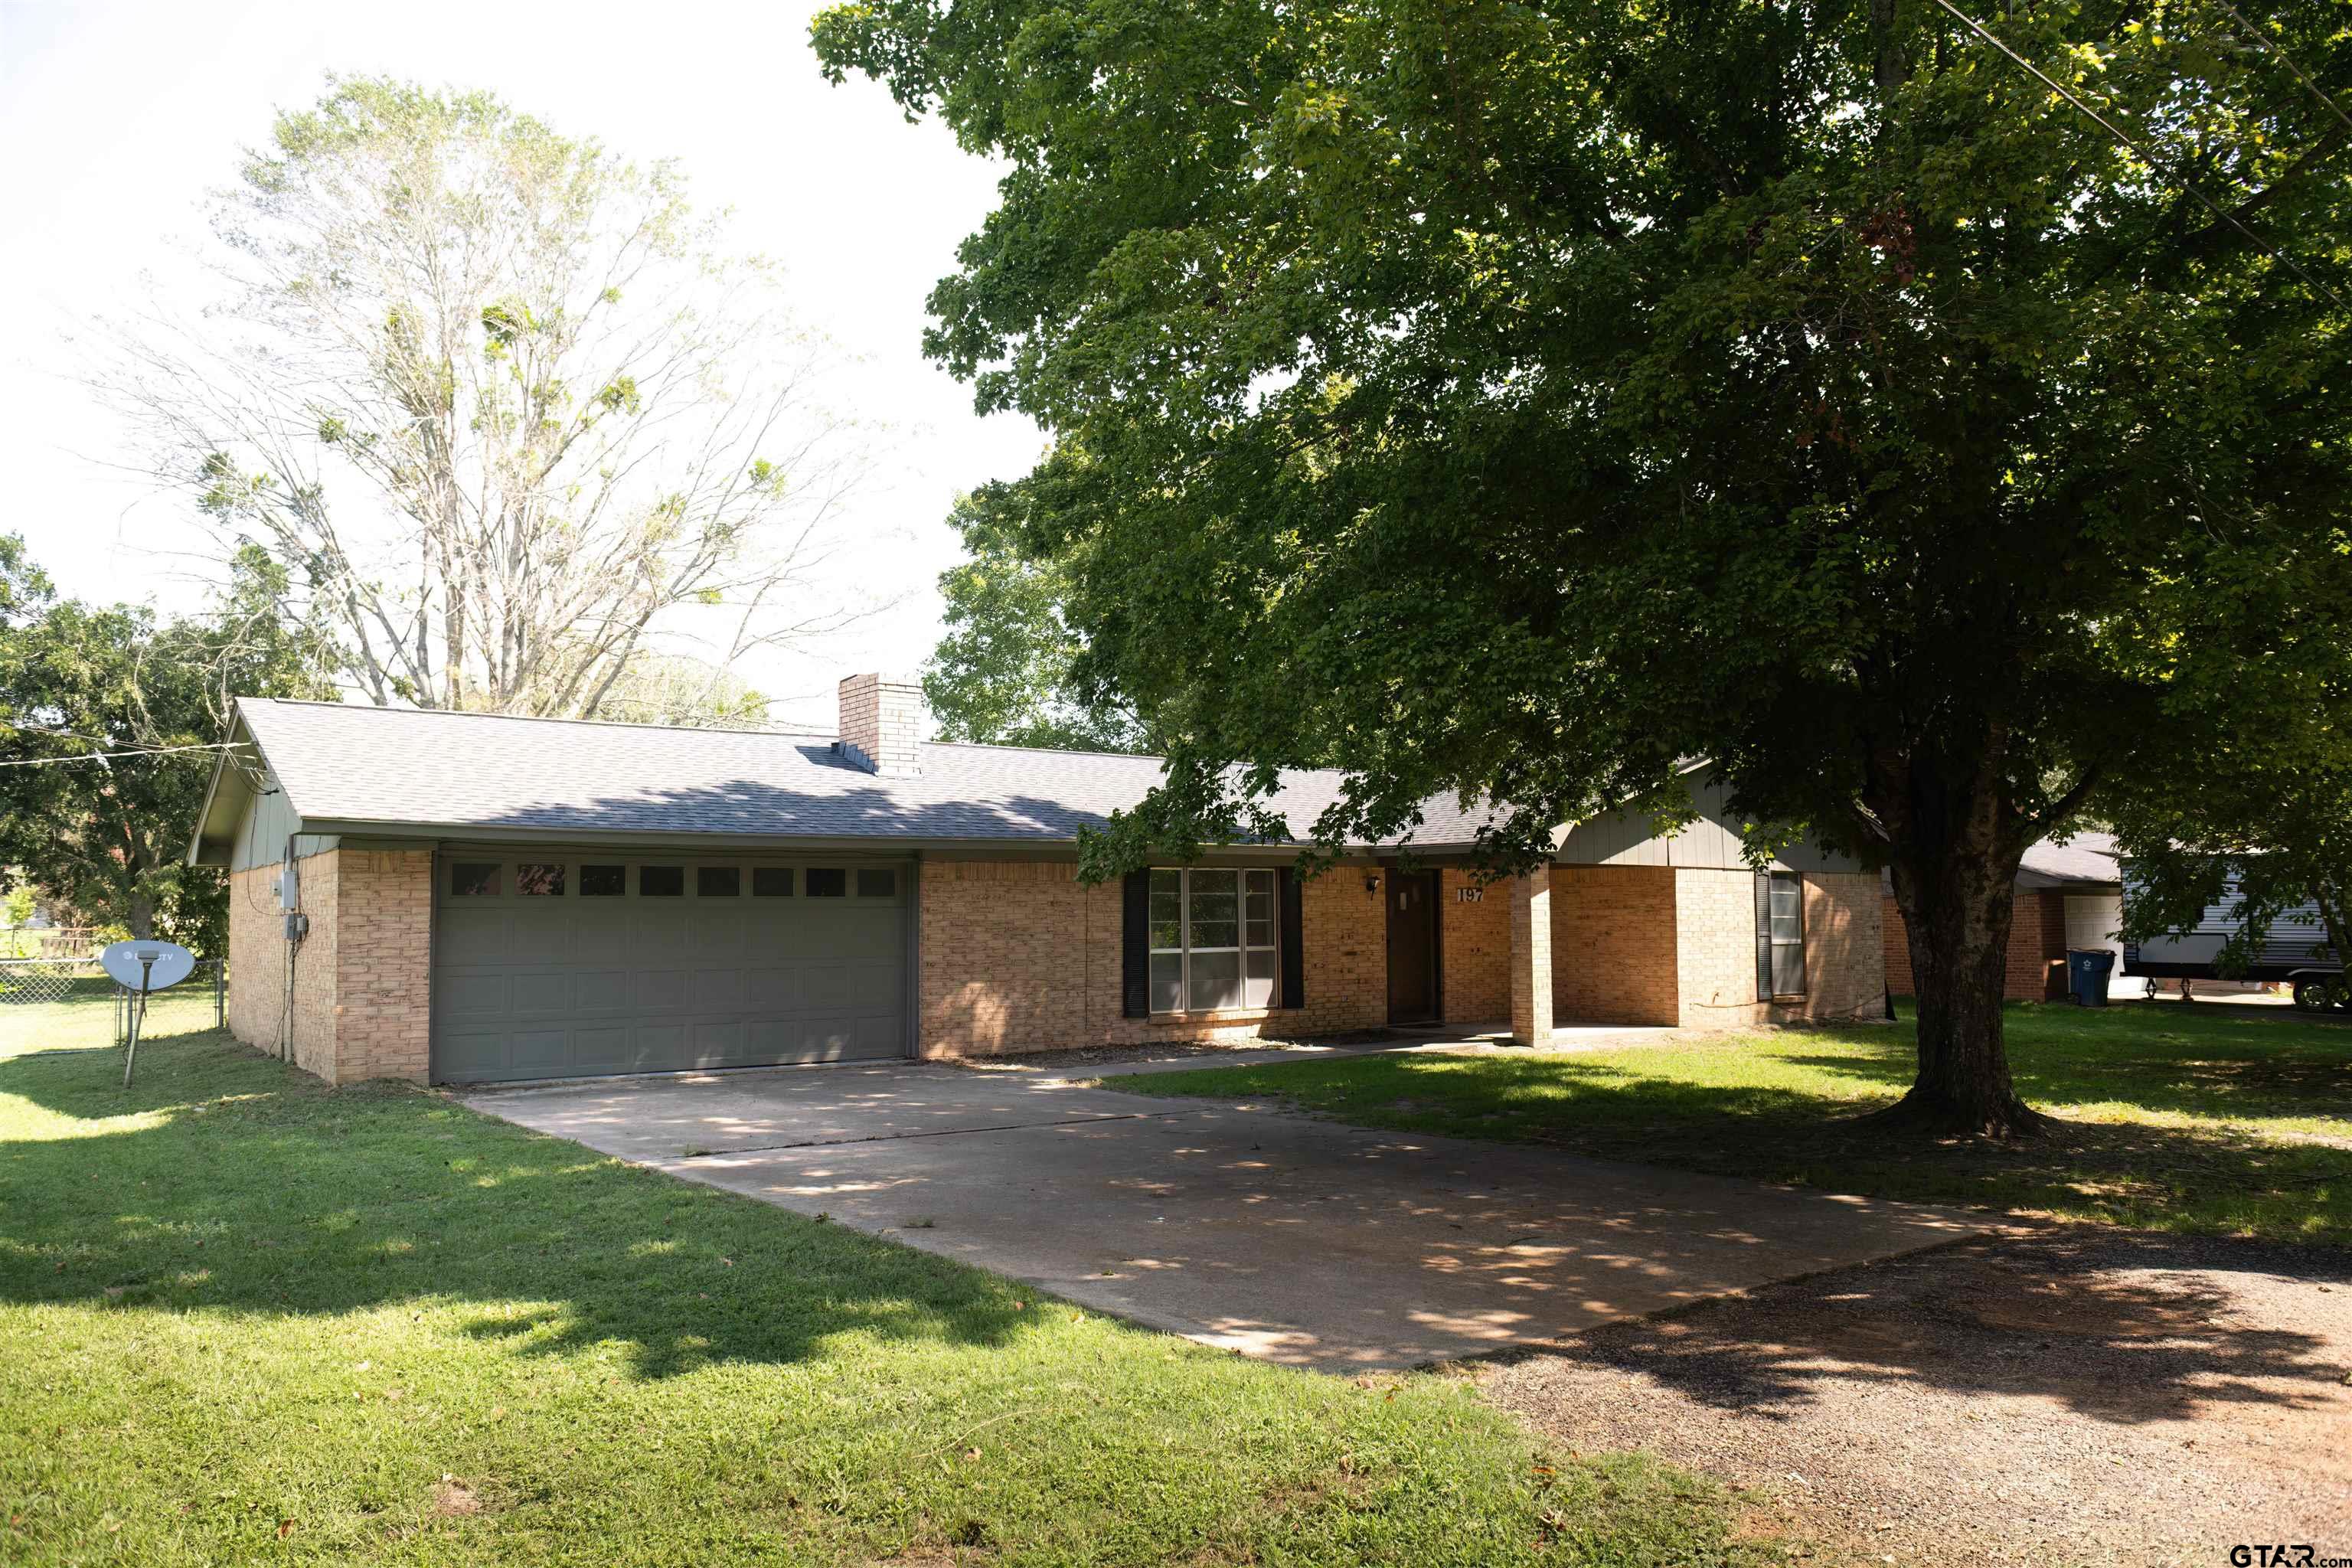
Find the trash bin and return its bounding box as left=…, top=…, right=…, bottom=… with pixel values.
left=2066, top=949, right=2115, bottom=1007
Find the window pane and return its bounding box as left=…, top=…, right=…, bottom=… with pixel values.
left=1243, top=946, right=1276, bottom=1008
left=752, top=867, right=793, bottom=897
left=697, top=866, right=740, bottom=898
left=1187, top=869, right=1240, bottom=949
left=1187, top=949, right=1243, bottom=1011
left=580, top=864, right=626, bottom=897
left=1148, top=870, right=1183, bottom=949
left=639, top=865, right=684, bottom=897
left=857, top=868, right=897, bottom=899
left=806, top=868, right=847, bottom=897
left=1770, top=876, right=1802, bottom=939
left=449, top=862, right=499, bottom=897
left=1771, top=942, right=1806, bottom=997
left=1150, top=952, right=1184, bottom=1013
left=515, top=863, right=565, bottom=897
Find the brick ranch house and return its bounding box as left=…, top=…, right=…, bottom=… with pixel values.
left=185, top=677, right=1888, bottom=1087
left=1880, top=835, right=2125, bottom=1002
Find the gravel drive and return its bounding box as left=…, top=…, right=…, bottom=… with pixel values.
left=1478, top=1229, right=2352, bottom=1566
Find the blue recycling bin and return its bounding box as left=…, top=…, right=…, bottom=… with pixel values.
left=2066, top=948, right=2115, bottom=1006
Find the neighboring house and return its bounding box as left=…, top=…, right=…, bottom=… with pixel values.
left=1881, top=835, right=2125, bottom=1002
left=185, top=676, right=1887, bottom=1086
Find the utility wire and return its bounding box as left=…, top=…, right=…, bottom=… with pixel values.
left=1929, top=0, right=2350, bottom=312
left=0, top=742, right=247, bottom=769
left=2213, top=0, right=2352, bottom=141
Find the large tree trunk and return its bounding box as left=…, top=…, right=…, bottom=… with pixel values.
left=1883, top=830, right=2047, bottom=1138
left=125, top=887, right=157, bottom=941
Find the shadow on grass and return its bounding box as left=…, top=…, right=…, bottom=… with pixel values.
left=1763, top=1001, right=2352, bottom=1125
left=0, top=1031, right=1037, bottom=1380
left=1490, top=1228, right=2352, bottom=1426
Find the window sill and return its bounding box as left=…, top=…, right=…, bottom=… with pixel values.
left=1147, top=1006, right=1294, bottom=1024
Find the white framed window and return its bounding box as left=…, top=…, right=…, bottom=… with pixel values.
left=1148, top=867, right=1280, bottom=1013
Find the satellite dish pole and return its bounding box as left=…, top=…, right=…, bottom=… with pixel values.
left=100, top=939, right=196, bottom=1089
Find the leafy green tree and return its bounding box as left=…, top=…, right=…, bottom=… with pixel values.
left=0, top=541, right=337, bottom=951
left=818, top=0, right=2352, bottom=1135
left=2107, top=593, right=2352, bottom=999
left=926, top=487, right=1151, bottom=752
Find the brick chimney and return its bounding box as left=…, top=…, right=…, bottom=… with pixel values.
left=837, top=672, right=924, bottom=777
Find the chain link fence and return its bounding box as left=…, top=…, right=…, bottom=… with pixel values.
left=0, top=957, right=226, bottom=1051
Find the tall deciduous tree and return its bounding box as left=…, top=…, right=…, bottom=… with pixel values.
left=926, top=486, right=1151, bottom=753
left=817, top=0, right=2352, bottom=1135
left=93, top=77, right=879, bottom=726
left=0, top=540, right=336, bottom=950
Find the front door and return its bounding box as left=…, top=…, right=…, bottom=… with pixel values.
left=1386, top=870, right=1440, bottom=1024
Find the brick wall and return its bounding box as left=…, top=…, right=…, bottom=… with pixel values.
left=1439, top=868, right=1511, bottom=1024
left=224, top=847, right=433, bottom=1084
left=916, top=860, right=1389, bottom=1056
left=1800, top=872, right=1887, bottom=1021
left=1548, top=865, right=1681, bottom=1026
left=1674, top=868, right=1766, bottom=1029
left=1674, top=868, right=1886, bottom=1029
left=225, top=850, right=340, bottom=1080
left=1883, top=889, right=2066, bottom=1001
left=838, top=672, right=923, bottom=777
left=1510, top=869, right=1553, bottom=1044
left=332, top=850, right=433, bottom=1082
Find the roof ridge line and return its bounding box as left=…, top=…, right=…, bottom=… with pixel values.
left=240, top=697, right=837, bottom=745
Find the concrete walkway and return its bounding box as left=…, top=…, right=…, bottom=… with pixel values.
left=467, top=1060, right=1982, bottom=1370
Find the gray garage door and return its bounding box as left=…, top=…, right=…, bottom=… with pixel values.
left=431, top=852, right=910, bottom=1084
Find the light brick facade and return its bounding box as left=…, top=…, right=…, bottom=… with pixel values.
left=226, top=844, right=1887, bottom=1083
left=225, top=847, right=433, bottom=1085
left=916, top=860, right=1389, bottom=1056
left=1438, top=868, right=1511, bottom=1024
left=1509, top=868, right=1554, bottom=1044
left=837, top=673, right=924, bottom=777
left=1550, top=865, right=1681, bottom=1026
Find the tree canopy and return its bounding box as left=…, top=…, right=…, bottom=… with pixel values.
left=924, top=486, right=1152, bottom=752
left=817, top=0, right=2352, bottom=1133
left=0, top=541, right=336, bottom=951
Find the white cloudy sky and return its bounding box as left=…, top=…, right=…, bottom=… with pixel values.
left=0, top=0, right=1040, bottom=730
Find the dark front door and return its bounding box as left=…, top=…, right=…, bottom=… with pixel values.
left=1386, top=870, right=1440, bottom=1024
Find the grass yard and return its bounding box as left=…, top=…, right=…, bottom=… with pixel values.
left=1125, top=1001, right=2352, bottom=1246
left=0, top=1014, right=1781, bottom=1568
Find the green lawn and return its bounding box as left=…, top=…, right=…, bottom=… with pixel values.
left=1125, top=1002, right=2352, bottom=1246
left=0, top=1018, right=1779, bottom=1567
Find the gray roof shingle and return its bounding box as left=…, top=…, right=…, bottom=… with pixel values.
left=236, top=698, right=1491, bottom=849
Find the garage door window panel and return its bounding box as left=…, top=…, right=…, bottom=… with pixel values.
left=697, top=866, right=741, bottom=898
left=580, top=864, right=626, bottom=897
left=515, top=863, right=565, bottom=897
left=450, top=861, right=501, bottom=897
left=639, top=865, right=685, bottom=897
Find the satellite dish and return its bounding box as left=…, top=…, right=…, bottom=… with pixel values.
left=101, top=939, right=195, bottom=992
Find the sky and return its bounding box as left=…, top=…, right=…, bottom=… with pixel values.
left=0, top=0, right=1042, bottom=731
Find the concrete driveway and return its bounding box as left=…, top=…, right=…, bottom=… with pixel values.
left=468, top=1058, right=1982, bottom=1370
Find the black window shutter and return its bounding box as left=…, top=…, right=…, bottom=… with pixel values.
left=1754, top=871, right=1773, bottom=1001
left=1121, top=871, right=1151, bottom=1018
left=1278, top=866, right=1305, bottom=1010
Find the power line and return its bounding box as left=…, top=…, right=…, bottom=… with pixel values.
left=2213, top=0, right=2352, bottom=142
left=0, top=741, right=247, bottom=769
left=1929, top=0, right=2350, bottom=312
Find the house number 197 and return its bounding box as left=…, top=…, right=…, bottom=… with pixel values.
left=1455, top=887, right=1483, bottom=903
